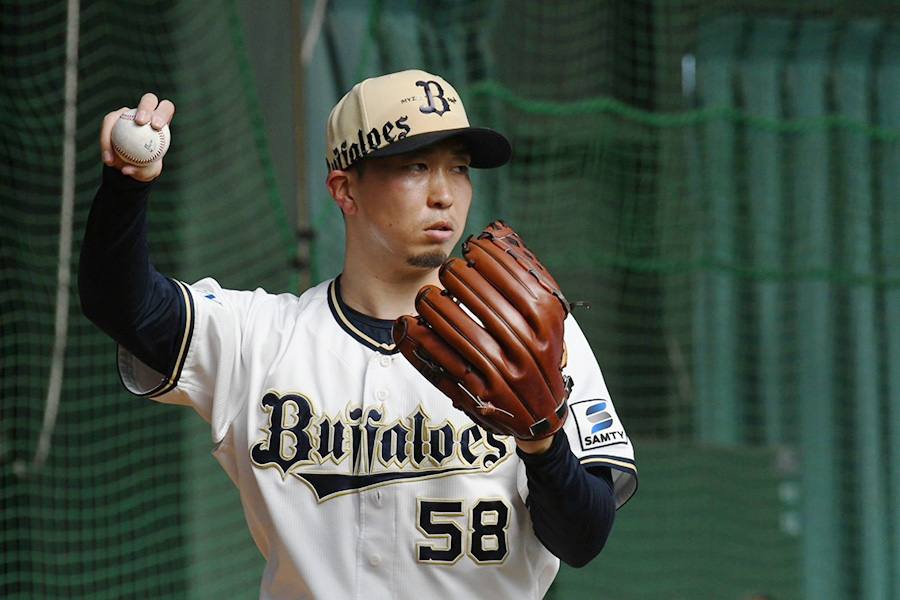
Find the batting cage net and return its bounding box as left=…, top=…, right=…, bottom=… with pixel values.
left=3, top=1, right=900, bottom=599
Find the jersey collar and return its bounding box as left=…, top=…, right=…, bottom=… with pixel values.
left=327, top=276, right=398, bottom=354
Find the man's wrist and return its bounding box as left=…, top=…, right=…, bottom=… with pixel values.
left=515, top=435, right=555, bottom=455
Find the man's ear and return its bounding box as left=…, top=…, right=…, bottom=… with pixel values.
left=326, top=169, right=357, bottom=216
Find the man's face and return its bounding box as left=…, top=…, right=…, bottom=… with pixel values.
left=348, top=139, right=473, bottom=273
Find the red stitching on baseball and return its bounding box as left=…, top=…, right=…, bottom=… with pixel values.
left=113, top=113, right=168, bottom=165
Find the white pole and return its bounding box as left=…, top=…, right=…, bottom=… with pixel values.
left=21, top=0, right=81, bottom=476
left=301, top=0, right=328, bottom=67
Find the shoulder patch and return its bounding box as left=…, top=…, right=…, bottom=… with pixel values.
left=569, top=398, right=629, bottom=452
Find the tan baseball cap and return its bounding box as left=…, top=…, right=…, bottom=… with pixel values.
left=325, top=69, right=512, bottom=171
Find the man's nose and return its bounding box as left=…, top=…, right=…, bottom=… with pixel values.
left=427, top=170, right=453, bottom=208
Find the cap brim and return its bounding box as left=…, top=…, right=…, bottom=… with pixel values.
left=365, top=127, right=512, bottom=169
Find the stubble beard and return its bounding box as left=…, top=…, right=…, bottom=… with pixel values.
left=406, top=250, right=448, bottom=270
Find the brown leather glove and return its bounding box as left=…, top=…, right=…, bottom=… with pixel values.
left=393, top=221, right=572, bottom=440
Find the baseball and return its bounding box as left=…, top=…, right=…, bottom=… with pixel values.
left=111, top=108, right=170, bottom=166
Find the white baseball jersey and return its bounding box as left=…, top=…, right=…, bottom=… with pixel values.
left=117, top=277, right=637, bottom=600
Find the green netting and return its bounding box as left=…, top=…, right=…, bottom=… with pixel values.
left=4, top=1, right=900, bottom=599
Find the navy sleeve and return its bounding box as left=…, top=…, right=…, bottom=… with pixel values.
left=78, top=166, right=186, bottom=376
left=517, top=431, right=617, bottom=567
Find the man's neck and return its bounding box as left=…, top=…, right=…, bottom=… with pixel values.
left=339, top=261, right=440, bottom=320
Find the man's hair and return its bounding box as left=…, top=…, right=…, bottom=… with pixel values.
left=348, top=159, right=366, bottom=180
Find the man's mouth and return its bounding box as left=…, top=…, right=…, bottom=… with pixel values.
left=427, top=221, right=453, bottom=232
left=425, top=222, right=455, bottom=242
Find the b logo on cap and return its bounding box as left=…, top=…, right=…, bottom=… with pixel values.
left=416, top=80, right=453, bottom=116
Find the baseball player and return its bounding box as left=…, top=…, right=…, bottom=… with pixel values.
left=80, top=70, right=637, bottom=600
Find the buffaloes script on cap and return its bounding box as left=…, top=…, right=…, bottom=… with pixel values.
left=325, top=69, right=511, bottom=171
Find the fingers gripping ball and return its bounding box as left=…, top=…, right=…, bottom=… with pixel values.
left=392, top=221, right=574, bottom=441
left=111, top=108, right=170, bottom=166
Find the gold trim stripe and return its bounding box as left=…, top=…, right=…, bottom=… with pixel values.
left=148, top=279, right=194, bottom=398
left=581, top=456, right=638, bottom=475
left=328, top=280, right=396, bottom=352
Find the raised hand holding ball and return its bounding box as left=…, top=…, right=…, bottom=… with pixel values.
left=111, top=108, right=170, bottom=166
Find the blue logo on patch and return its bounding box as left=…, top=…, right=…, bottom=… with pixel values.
left=585, top=401, right=613, bottom=433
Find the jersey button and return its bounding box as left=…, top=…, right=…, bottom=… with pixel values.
left=369, top=554, right=382, bottom=567
left=376, top=389, right=389, bottom=401
left=379, top=355, right=392, bottom=368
